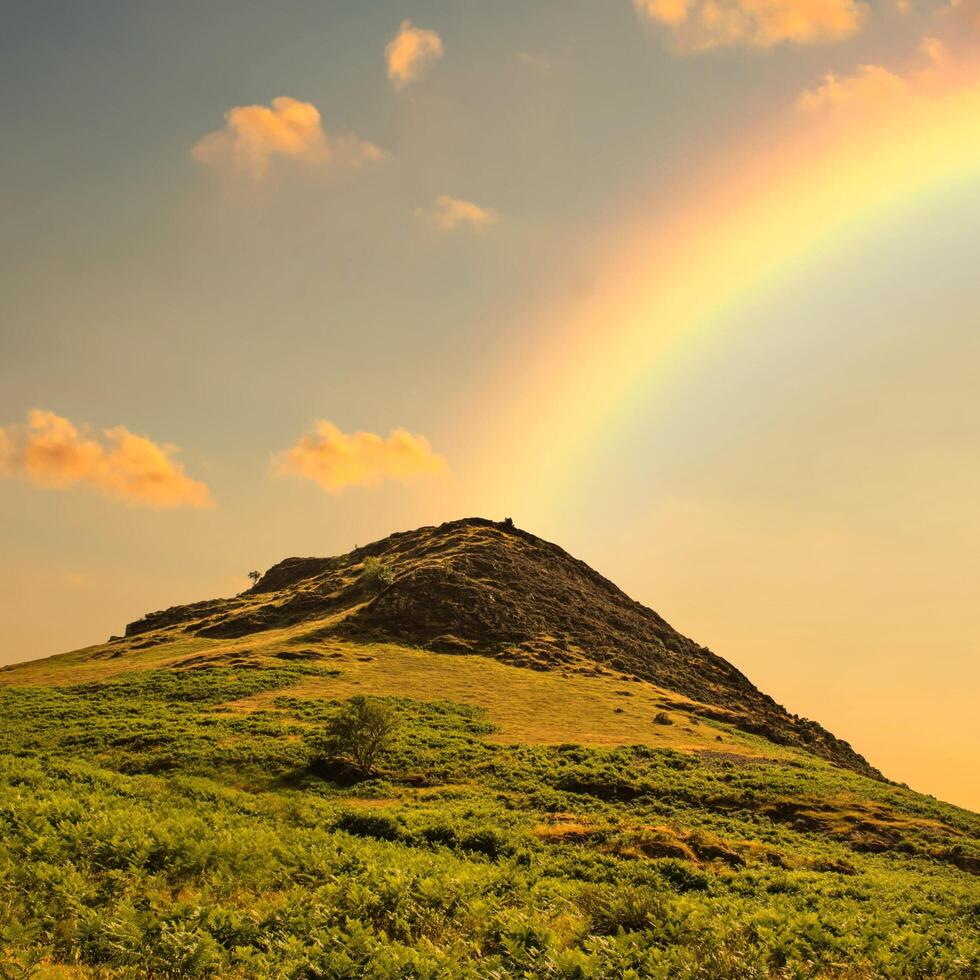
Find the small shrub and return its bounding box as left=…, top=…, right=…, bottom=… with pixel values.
left=315, top=697, right=399, bottom=776
left=576, top=883, right=666, bottom=935
left=358, top=557, right=394, bottom=593
left=654, top=857, right=710, bottom=892
left=334, top=810, right=402, bottom=841
left=460, top=828, right=510, bottom=859
left=418, top=823, right=458, bottom=847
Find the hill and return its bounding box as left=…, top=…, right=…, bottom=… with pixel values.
left=119, top=517, right=876, bottom=777
left=0, top=518, right=976, bottom=977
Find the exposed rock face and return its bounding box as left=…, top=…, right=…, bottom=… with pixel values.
left=123, top=517, right=881, bottom=779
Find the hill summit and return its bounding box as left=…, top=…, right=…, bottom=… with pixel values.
left=124, top=517, right=878, bottom=778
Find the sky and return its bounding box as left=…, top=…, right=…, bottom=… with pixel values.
left=1, top=0, right=978, bottom=809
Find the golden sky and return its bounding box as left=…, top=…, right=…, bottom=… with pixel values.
left=1, top=1, right=978, bottom=809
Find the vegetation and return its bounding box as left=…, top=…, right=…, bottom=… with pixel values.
left=108, top=519, right=880, bottom=777
left=359, top=556, right=395, bottom=592
left=0, top=657, right=976, bottom=977
left=316, top=695, right=400, bottom=775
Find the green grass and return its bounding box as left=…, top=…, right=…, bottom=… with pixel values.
left=0, top=626, right=792, bottom=758
left=0, top=660, right=977, bottom=977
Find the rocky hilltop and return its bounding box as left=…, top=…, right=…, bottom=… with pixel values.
left=125, top=517, right=880, bottom=779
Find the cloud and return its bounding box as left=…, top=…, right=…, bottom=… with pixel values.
left=276, top=421, right=447, bottom=493
left=0, top=410, right=213, bottom=509
left=797, top=63, right=909, bottom=113
left=416, top=195, right=499, bottom=232
left=797, top=36, right=951, bottom=116
left=385, top=20, right=444, bottom=88
left=633, top=0, right=868, bottom=51
left=192, top=96, right=384, bottom=179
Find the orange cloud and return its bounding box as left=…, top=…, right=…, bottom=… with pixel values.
left=276, top=421, right=447, bottom=493
left=797, top=37, right=953, bottom=116
left=797, top=63, right=909, bottom=113
left=192, top=96, right=384, bottom=179
left=634, top=0, right=868, bottom=51
left=385, top=20, right=444, bottom=89
left=417, top=195, right=499, bottom=232
left=0, top=410, right=213, bottom=509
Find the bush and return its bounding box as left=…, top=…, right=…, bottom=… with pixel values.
left=418, top=823, right=458, bottom=847
left=358, top=557, right=394, bottom=593
left=460, top=828, right=511, bottom=859
left=654, top=858, right=710, bottom=893
left=576, top=884, right=666, bottom=935
left=316, top=697, right=399, bottom=776
left=335, top=810, right=402, bottom=841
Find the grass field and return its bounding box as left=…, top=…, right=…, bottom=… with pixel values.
left=1, top=625, right=778, bottom=756
left=0, top=633, right=977, bottom=977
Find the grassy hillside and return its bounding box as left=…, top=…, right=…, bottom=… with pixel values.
left=0, top=624, right=789, bottom=757
left=0, top=637, right=977, bottom=978
left=115, top=519, right=882, bottom=777
left=1, top=520, right=976, bottom=977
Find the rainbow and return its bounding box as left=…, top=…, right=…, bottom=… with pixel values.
left=470, top=60, right=980, bottom=512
